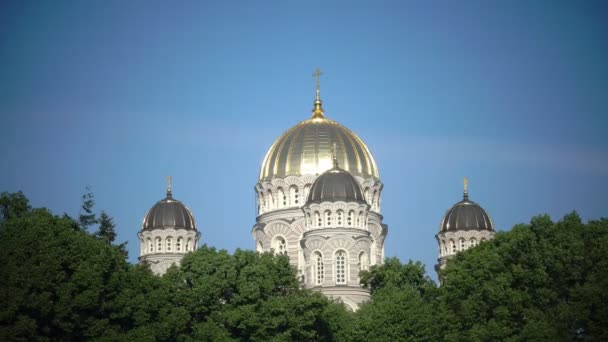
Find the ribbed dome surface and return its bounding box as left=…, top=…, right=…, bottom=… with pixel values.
left=142, top=193, right=196, bottom=231
left=259, top=116, right=379, bottom=181
left=440, top=195, right=493, bottom=232
left=307, top=167, right=366, bottom=203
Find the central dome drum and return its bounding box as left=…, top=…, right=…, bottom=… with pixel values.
left=259, top=116, right=379, bottom=181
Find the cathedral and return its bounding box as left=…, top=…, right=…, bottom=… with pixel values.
left=137, top=70, right=495, bottom=310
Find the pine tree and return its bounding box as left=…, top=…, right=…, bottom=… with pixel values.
left=96, top=211, right=116, bottom=245
left=78, top=186, right=97, bottom=231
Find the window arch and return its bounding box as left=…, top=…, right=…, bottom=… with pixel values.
left=325, top=210, right=332, bottom=227
left=290, top=185, right=299, bottom=206
left=358, top=251, right=369, bottom=273
left=450, top=240, right=456, bottom=254
left=186, top=238, right=191, bottom=252
left=337, top=210, right=343, bottom=226
left=372, top=190, right=378, bottom=209
left=278, top=187, right=286, bottom=208
left=177, top=237, right=183, bottom=252
left=313, top=251, right=324, bottom=285
left=156, top=237, right=162, bottom=253
left=459, top=238, right=465, bottom=251
left=470, top=238, right=477, bottom=247
left=335, top=250, right=347, bottom=285
left=166, top=237, right=173, bottom=252
left=267, top=190, right=274, bottom=210
left=347, top=210, right=354, bottom=227
left=303, top=184, right=311, bottom=203
left=272, top=236, right=287, bottom=256
left=147, top=238, right=153, bottom=253
left=315, top=211, right=322, bottom=227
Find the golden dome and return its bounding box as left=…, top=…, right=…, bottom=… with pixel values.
left=259, top=115, right=379, bottom=182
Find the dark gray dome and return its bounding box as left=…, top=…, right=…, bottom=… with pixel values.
left=307, top=166, right=366, bottom=204
left=142, top=190, right=196, bottom=231
left=440, top=193, right=493, bottom=232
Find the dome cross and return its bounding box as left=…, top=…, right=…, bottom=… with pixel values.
left=167, top=176, right=172, bottom=198
left=311, top=67, right=325, bottom=118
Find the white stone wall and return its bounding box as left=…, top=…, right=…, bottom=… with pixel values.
left=435, top=229, right=495, bottom=270
left=138, top=228, right=200, bottom=275
left=252, top=175, right=388, bottom=310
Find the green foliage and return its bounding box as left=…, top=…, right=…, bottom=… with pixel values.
left=166, top=246, right=347, bottom=341
left=360, top=258, right=436, bottom=295
left=439, top=212, right=608, bottom=341
left=96, top=211, right=116, bottom=245
left=355, top=258, right=441, bottom=341
left=78, top=186, right=97, bottom=231
left=0, top=193, right=167, bottom=341
left=0, top=191, right=31, bottom=221
left=2, top=192, right=607, bottom=341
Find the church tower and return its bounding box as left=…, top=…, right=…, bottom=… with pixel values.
left=138, top=178, right=200, bottom=275
left=435, top=178, right=495, bottom=273
left=300, top=153, right=373, bottom=309
left=252, top=70, right=388, bottom=309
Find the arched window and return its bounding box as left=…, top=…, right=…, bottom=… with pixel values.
left=325, top=210, right=332, bottom=227
left=335, top=250, right=347, bottom=285
left=337, top=210, right=343, bottom=226
left=186, top=238, right=191, bottom=252
left=347, top=211, right=354, bottom=226
left=358, top=251, right=369, bottom=273
left=278, top=188, right=286, bottom=208
left=303, top=184, right=311, bottom=203
left=148, top=238, right=153, bottom=253
left=267, top=190, right=274, bottom=210
left=459, top=238, right=465, bottom=251
left=450, top=240, right=456, bottom=254
left=314, top=251, right=324, bottom=285
left=166, top=237, right=173, bottom=252
left=177, top=237, right=183, bottom=252
left=290, top=185, right=299, bottom=206
left=372, top=190, right=378, bottom=209
left=272, top=236, right=287, bottom=256
left=315, top=211, right=322, bottom=227
left=258, top=192, right=264, bottom=213
left=470, top=238, right=477, bottom=247
left=156, top=237, right=162, bottom=253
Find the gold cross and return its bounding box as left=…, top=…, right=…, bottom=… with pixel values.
left=312, top=68, right=323, bottom=91
left=463, top=177, right=468, bottom=193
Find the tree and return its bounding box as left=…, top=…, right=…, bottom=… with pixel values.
left=439, top=212, right=608, bottom=341
left=354, top=259, right=441, bottom=341
left=78, top=186, right=97, bottom=231
left=0, top=191, right=31, bottom=222
left=96, top=211, right=116, bottom=245
left=0, top=192, right=166, bottom=340
left=164, top=246, right=348, bottom=341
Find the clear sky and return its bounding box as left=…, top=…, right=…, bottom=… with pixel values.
left=1, top=1, right=607, bottom=277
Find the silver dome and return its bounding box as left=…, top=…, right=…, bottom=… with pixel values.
left=142, top=190, right=196, bottom=231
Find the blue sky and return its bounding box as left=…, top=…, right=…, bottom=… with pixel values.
left=1, top=1, right=607, bottom=277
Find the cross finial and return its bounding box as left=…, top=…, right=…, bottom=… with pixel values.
left=311, top=68, right=325, bottom=118
left=167, top=176, right=172, bottom=197
left=313, top=67, right=323, bottom=100
left=331, top=142, right=339, bottom=168
left=463, top=177, right=468, bottom=199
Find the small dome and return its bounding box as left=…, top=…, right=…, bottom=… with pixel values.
left=142, top=189, right=196, bottom=231
left=440, top=193, right=493, bottom=232
left=307, top=165, right=366, bottom=204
